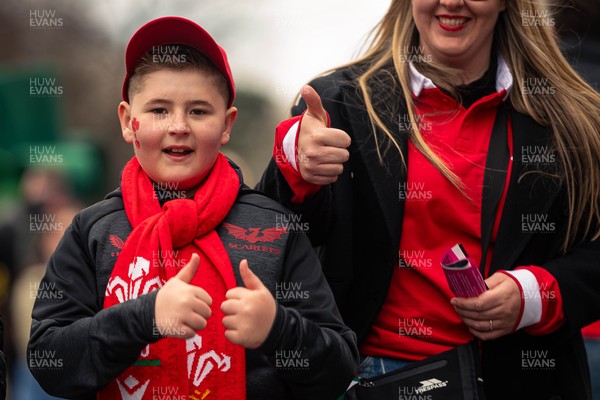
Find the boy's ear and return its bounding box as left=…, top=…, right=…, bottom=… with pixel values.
left=220, top=106, right=238, bottom=146
left=118, top=101, right=134, bottom=143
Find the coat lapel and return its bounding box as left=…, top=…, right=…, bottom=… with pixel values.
left=490, top=109, right=562, bottom=272
left=338, top=69, right=408, bottom=248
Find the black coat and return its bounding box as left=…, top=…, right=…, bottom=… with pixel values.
left=258, top=64, right=600, bottom=400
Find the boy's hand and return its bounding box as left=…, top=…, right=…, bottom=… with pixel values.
left=297, top=85, right=351, bottom=185
left=154, top=253, right=212, bottom=339
left=221, top=260, right=276, bottom=349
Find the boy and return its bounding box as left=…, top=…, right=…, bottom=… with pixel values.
left=28, top=16, right=358, bottom=400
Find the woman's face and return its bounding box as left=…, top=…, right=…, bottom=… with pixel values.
left=412, top=0, right=506, bottom=72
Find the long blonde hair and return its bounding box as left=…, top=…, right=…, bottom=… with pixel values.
left=342, top=0, right=600, bottom=252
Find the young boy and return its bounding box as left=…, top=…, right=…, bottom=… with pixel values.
left=28, top=16, right=358, bottom=400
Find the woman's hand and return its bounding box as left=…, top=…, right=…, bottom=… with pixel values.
left=451, top=272, right=522, bottom=340
left=297, top=85, right=351, bottom=185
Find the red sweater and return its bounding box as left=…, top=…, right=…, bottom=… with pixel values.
left=361, top=87, right=506, bottom=359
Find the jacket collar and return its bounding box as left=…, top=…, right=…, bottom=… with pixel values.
left=408, top=53, right=513, bottom=100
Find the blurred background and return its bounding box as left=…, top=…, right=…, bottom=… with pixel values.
left=0, top=0, right=598, bottom=399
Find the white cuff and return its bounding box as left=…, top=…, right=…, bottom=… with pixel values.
left=504, top=269, right=542, bottom=330
left=282, top=120, right=300, bottom=171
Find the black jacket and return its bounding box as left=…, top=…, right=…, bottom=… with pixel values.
left=257, top=65, right=600, bottom=400
left=28, top=179, right=358, bottom=400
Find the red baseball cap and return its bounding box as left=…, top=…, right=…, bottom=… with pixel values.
left=122, top=16, right=235, bottom=107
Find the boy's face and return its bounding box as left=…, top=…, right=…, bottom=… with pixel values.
left=118, top=68, right=237, bottom=190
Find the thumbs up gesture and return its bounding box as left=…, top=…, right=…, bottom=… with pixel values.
left=221, top=260, right=277, bottom=349
left=154, top=253, right=213, bottom=338
left=297, top=85, right=351, bottom=185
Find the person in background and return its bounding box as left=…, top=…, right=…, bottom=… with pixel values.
left=11, top=200, right=80, bottom=400
left=258, top=0, right=600, bottom=398
left=0, top=167, right=74, bottom=398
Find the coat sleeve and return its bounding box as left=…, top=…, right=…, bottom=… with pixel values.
left=27, top=213, right=159, bottom=398
left=542, top=236, right=600, bottom=332
left=258, top=230, right=359, bottom=400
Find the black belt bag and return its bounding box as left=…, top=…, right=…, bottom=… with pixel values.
left=345, top=341, right=486, bottom=400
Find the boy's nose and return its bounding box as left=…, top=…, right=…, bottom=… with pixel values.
left=168, top=117, right=190, bottom=135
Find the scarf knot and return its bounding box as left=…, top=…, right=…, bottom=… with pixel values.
left=163, top=198, right=201, bottom=248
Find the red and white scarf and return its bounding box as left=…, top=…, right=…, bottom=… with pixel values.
left=98, top=154, right=245, bottom=400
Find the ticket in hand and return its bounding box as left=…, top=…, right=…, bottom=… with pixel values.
left=441, top=244, right=487, bottom=298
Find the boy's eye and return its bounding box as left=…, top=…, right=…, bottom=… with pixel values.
left=191, top=109, right=207, bottom=116
left=151, top=108, right=168, bottom=115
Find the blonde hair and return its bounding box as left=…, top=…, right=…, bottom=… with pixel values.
left=337, top=0, right=600, bottom=252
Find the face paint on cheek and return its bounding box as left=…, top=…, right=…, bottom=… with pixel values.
left=131, top=118, right=141, bottom=148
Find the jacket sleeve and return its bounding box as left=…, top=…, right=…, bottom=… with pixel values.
left=258, top=230, right=359, bottom=400
left=27, top=213, right=159, bottom=398
left=542, top=236, right=600, bottom=333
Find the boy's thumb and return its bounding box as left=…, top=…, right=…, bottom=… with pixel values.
left=240, top=259, right=263, bottom=290
left=176, top=253, right=200, bottom=283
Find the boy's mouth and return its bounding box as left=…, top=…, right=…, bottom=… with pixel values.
left=163, top=145, right=193, bottom=157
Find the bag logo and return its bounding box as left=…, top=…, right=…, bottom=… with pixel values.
left=415, top=378, right=448, bottom=394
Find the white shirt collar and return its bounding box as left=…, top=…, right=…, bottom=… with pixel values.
left=408, top=53, right=513, bottom=99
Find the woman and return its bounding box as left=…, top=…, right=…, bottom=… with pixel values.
left=258, top=0, right=600, bottom=398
